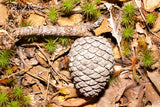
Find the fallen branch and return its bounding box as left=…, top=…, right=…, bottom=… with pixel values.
left=12, top=17, right=104, bottom=40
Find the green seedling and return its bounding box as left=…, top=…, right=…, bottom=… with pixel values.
left=123, top=4, right=135, bottom=17
left=82, top=1, right=101, bottom=20
left=48, top=7, right=59, bottom=23
left=13, top=86, right=23, bottom=99
left=26, top=35, right=37, bottom=42
left=21, top=95, right=31, bottom=106
left=5, top=67, right=13, bottom=75
left=141, top=48, right=154, bottom=68
left=20, top=19, right=33, bottom=27
left=122, top=14, right=134, bottom=26
left=0, top=92, right=8, bottom=107
left=146, top=13, right=156, bottom=25
left=45, top=38, right=57, bottom=53
left=122, top=26, right=134, bottom=40
left=0, top=49, right=13, bottom=68
left=94, top=0, right=101, bottom=4
left=7, top=101, right=20, bottom=107
left=61, top=0, right=75, bottom=14
left=58, top=37, right=72, bottom=46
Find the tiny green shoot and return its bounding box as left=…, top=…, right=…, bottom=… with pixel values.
left=45, top=37, right=57, bottom=53
left=48, top=7, right=59, bottom=23
left=0, top=49, right=13, bottom=68
left=122, top=26, right=134, bottom=40
left=58, top=37, right=71, bottom=46
left=141, top=48, right=154, bottom=68
left=61, top=0, right=75, bottom=14
left=0, top=92, right=8, bottom=106
left=123, top=4, right=135, bottom=17
left=7, top=101, right=20, bottom=107
left=82, top=1, right=101, bottom=20
left=13, top=86, right=23, bottom=99
left=146, top=13, right=156, bottom=25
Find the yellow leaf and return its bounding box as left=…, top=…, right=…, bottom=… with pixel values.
left=58, top=88, right=70, bottom=95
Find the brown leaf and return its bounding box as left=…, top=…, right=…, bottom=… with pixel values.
left=145, top=82, right=160, bottom=106
left=62, top=97, right=90, bottom=107
left=97, top=72, right=137, bottom=107
left=147, top=71, right=160, bottom=93
left=124, top=84, right=145, bottom=107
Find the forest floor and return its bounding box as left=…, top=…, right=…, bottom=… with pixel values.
left=0, top=0, right=160, bottom=107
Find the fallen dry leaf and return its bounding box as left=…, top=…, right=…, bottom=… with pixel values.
left=62, top=97, right=90, bottom=107
left=147, top=71, right=160, bottom=93
left=97, top=72, right=137, bottom=107
left=145, top=82, right=160, bottom=107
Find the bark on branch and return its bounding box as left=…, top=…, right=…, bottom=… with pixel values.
left=12, top=17, right=104, bottom=39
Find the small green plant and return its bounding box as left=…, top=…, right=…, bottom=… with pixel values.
left=0, top=92, right=8, bottom=106
left=45, top=37, right=57, bottom=53
left=82, top=1, right=101, bottom=20
left=0, top=49, right=13, bottom=68
left=5, top=67, right=13, bottom=75
left=58, top=37, right=72, bottom=46
left=13, top=86, right=23, bottom=99
left=7, top=101, right=20, bottom=107
left=122, top=15, right=134, bottom=26
left=123, top=4, right=135, bottom=17
left=48, top=7, right=59, bottom=23
left=26, top=35, right=37, bottom=42
left=94, top=0, right=101, bottom=4
left=20, top=19, right=33, bottom=27
left=21, top=95, right=31, bottom=105
left=122, top=26, right=134, bottom=40
left=61, top=0, right=74, bottom=14
left=146, top=13, right=156, bottom=25
left=141, top=48, right=154, bottom=68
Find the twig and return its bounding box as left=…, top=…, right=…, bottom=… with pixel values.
left=45, top=73, right=50, bottom=104
left=12, top=17, right=104, bottom=40
left=35, top=43, right=70, bottom=84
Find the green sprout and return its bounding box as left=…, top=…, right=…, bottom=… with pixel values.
left=146, top=13, right=156, bottom=25
left=5, top=67, right=13, bottom=75
left=58, top=37, right=72, bottom=46
left=0, top=92, right=8, bottom=106
left=123, top=4, right=135, bottom=17
left=20, top=20, right=33, bottom=27
left=21, top=95, right=31, bottom=106
left=122, top=14, right=134, bottom=26
left=61, top=0, right=75, bottom=14
left=13, top=86, right=23, bottom=99
left=141, top=48, right=154, bottom=68
left=94, top=0, right=101, bottom=4
left=82, top=1, right=101, bottom=20
left=48, top=7, right=59, bottom=23
left=7, top=101, right=20, bottom=107
left=45, top=37, right=57, bottom=53
left=122, top=26, right=134, bottom=40
left=0, top=49, right=13, bottom=68
left=25, top=35, right=37, bottom=42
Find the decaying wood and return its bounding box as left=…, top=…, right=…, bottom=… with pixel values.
left=12, top=17, right=104, bottom=40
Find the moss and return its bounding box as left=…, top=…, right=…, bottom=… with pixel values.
left=48, top=7, right=59, bottom=23
left=20, top=19, right=33, bottom=27
left=7, top=101, right=20, bottom=107
left=123, top=4, right=135, bottom=17
left=61, top=0, right=75, bottom=14
left=82, top=1, right=101, bottom=20
left=146, top=13, right=156, bottom=26
left=122, top=26, right=134, bottom=40
left=45, top=37, right=57, bottom=53
left=0, top=92, right=8, bottom=106
left=12, top=86, right=23, bottom=99
left=141, top=48, right=154, bottom=68
left=58, top=37, right=72, bottom=46
left=0, top=49, right=13, bottom=68
left=5, top=67, right=13, bottom=75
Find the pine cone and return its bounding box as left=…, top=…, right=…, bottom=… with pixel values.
left=68, top=36, right=114, bottom=97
